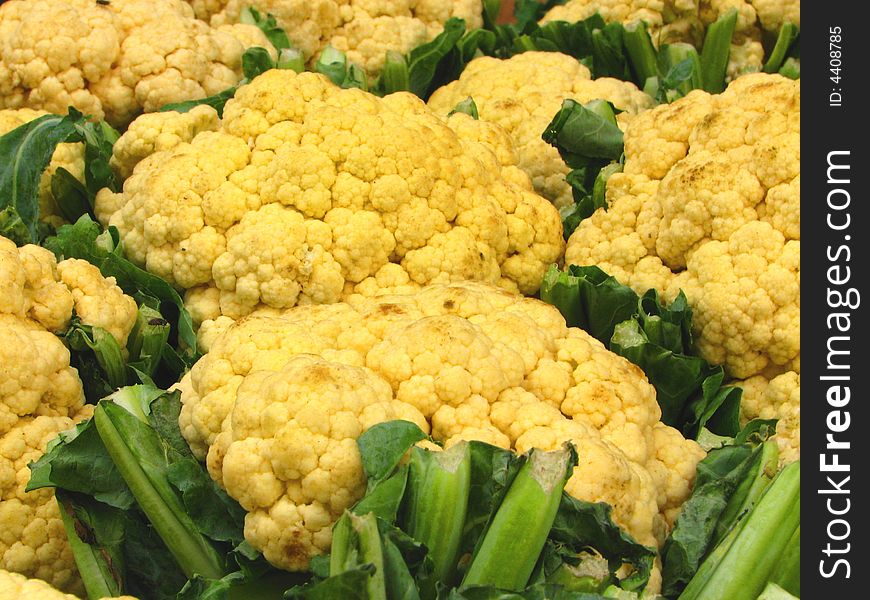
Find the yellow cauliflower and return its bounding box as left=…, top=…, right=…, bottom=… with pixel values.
left=541, top=0, right=766, bottom=78
left=96, top=69, right=564, bottom=326
left=108, top=105, right=221, bottom=180
left=565, top=73, right=799, bottom=380
left=0, top=109, right=85, bottom=229
left=737, top=370, right=799, bottom=463
left=0, top=237, right=138, bottom=591
left=0, top=0, right=276, bottom=127
left=178, top=281, right=705, bottom=570
left=428, top=52, right=653, bottom=209
left=187, top=0, right=483, bottom=74
left=0, top=569, right=137, bottom=600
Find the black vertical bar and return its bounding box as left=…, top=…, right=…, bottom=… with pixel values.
left=804, top=3, right=867, bottom=596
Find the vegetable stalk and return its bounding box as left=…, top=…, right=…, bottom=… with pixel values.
left=462, top=444, right=576, bottom=591
left=679, top=461, right=800, bottom=600
left=93, top=402, right=226, bottom=580
left=403, top=442, right=472, bottom=590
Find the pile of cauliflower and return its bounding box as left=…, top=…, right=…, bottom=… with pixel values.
left=95, top=69, right=565, bottom=327
left=0, top=237, right=139, bottom=594
left=177, top=280, right=706, bottom=572
left=0, top=0, right=276, bottom=127
left=185, top=0, right=483, bottom=74
left=564, top=72, right=799, bottom=461
left=542, top=0, right=801, bottom=79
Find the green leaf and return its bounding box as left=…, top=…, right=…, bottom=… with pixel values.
left=159, top=87, right=238, bottom=117
left=763, top=23, right=800, bottom=74
left=240, top=7, right=292, bottom=50
left=27, top=416, right=135, bottom=510
left=285, top=567, right=374, bottom=599
left=448, top=97, right=480, bottom=119
left=357, top=421, right=427, bottom=483
left=542, top=99, right=623, bottom=164
left=379, top=51, right=411, bottom=94
left=51, top=167, right=93, bottom=223
left=243, top=46, right=278, bottom=80
left=64, top=320, right=127, bottom=399
left=539, top=264, right=637, bottom=341
left=407, top=18, right=468, bottom=98
left=548, top=497, right=655, bottom=592
left=0, top=110, right=84, bottom=244
left=316, top=45, right=350, bottom=87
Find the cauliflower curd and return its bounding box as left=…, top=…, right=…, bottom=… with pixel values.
left=186, top=0, right=483, bottom=75
left=97, top=69, right=565, bottom=326
left=0, top=237, right=138, bottom=593
left=0, top=0, right=276, bottom=127
left=178, top=281, right=705, bottom=571
left=564, top=73, right=799, bottom=457
left=428, top=52, right=654, bottom=209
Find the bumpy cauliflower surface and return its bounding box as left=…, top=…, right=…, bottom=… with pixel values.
left=428, top=52, right=653, bottom=209
left=96, top=70, right=564, bottom=326
left=187, top=0, right=483, bottom=74
left=737, top=370, right=799, bottom=463
left=0, top=0, right=275, bottom=127
left=541, top=0, right=769, bottom=78
left=108, top=105, right=221, bottom=181
left=179, top=281, right=705, bottom=570
left=0, top=237, right=137, bottom=592
left=0, top=568, right=137, bottom=600
left=0, top=109, right=85, bottom=228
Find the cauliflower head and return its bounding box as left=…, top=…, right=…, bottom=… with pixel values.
left=0, top=568, right=138, bottom=600
left=542, top=0, right=766, bottom=78
left=737, top=370, right=799, bottom=463
left=179, top=281, right=704, bottom=570
left=0, top=0, right=276, bottom=127
left=0, top=237, right=138, bottom=590
left=187, top=0, right=482, bottom=75
left=428, top=52, right=653, bottom=209
left=565, top=73, right=799, bottom=381
left=0, top=109, right=85, bottom=229
left=96, top=70, right=564, bottom=326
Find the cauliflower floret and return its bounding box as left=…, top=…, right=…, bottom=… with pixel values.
left=429, top=52, right=653, bottom=209
left=749, top=0, right=800, bottom=31
left=109, top=105, right=221, bottom=180
left=0, top=109, right=85, bottom=228
left=188, top=0, right=483, bottom=75
left=98, top=70, right=564, bottom=324
left=0, top=568, right=78, bottom=600
left=737, top=370, right=799, bottom=463
left=215, top=355, right=428, bottom=570
left=566, top=74, right=799, bottom=380
left=180, top=281, right=704, bottom=569
left=0, top=0, right=276, bottom=127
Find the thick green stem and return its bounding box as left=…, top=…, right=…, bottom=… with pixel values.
left=763, top=23, right=799, bottom=73
left=462, top=444, right=575, bottom=591
left=403, top=443, right=471, bottom=591
left=380, top=51, right=410, bottom=94
left=94, top=404, right=225, bottom=580
left=712, top=440, right=779, bottom=545
left=56, top=493, right=120, bottom=600
left=353, top=512, right=387, bottom=600
left=768, top=525, right=800, bottom=596
left=623, top=20, right=659, bottom=88
left=680, top=461, right=800, bottom=600
left=699, top=9, right=738, bottom=93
